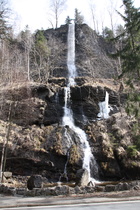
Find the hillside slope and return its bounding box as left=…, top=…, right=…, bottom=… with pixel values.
left=0, top=24, right=139, bottom=185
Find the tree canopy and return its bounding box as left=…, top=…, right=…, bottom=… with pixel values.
left=113, top=0, right=140, bottom=148
left=0, top=0, right=10, bottom=40
left=116, top=0, right=140, bottom=79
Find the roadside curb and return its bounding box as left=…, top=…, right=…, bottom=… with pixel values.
left=1, top=194, right=140, bottom=208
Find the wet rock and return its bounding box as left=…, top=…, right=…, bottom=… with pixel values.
left=70, top=84, right=119, bottom=124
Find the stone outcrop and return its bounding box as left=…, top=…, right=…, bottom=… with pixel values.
left=43, top=24, right=118, bottom=79
left=75, top=24, right=118, bottom=78
left=75, top=169, right=90, bottom=186
left=0, top=77, right=120, bottom=126
left=0, top=77, right=139, bottom=183
left=86, top=112, right=140, bottom=181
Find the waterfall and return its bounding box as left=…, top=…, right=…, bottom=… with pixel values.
left=62, top=22, right=98, bottom=183
left=67, top=23, right=77, bottom=84
left=98, top=91, right=110, bottom=119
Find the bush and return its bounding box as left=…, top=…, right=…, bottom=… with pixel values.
left=69, top=144, right=80, bottom=164
left=135, top=135, right=140, bottom=150
left=127, top=145, right=137, bottom=157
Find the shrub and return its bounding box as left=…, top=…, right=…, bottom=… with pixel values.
left=127, top=145, right=137, bottom=157
left=69, top=144, right=80, bottom=164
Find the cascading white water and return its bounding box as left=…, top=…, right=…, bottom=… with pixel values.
left=62, top=22, right=98, bottom=183
left=98, top=91, right=111, bottom=119
left=67, top=23, right=77, bottom=85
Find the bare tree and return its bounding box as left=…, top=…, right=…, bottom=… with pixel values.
left=107, top=0, right=119, bottom=36
left=88, top=0, right=98, bottom=32
left=0, top=0, right=12, bottom=83
left=49, top=0, right=67, bottom=28
left=0, top=31, right=32, bottom=84
left=8, top=38, right=27, bottom=82
left=0, top=101, right=13, bottom=183
left=20, top=25, right=33, bottom=81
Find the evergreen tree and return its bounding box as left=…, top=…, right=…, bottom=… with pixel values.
left=115, top=24, right=125, bottom=37
left=74, top=8, right=84, bottom=24
left=65, top=16, right=71, bottom=24
left=32, top=30, right=50, bottom=81
left=113, top=0, right=140, bottom=152
left=0, top=0, right=10, bottom=40
left=102, top=27, right=114, bottom=40
left=117, top=0, right=140, bottom=79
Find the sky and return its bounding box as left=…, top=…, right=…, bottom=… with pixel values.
left=9, top=0, right=140, bottom=34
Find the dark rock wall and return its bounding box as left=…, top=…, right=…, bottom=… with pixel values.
left=0, top=79, right=132, bottom=182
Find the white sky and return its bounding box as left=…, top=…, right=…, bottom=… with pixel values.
left=9, top=0, right=140, bottom=34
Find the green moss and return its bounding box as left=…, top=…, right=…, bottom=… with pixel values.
left=135, top=135, right=140, bottom=150
left=131, top=161, right=138, bottom=167
left=127, top=145, right=138, bottom=157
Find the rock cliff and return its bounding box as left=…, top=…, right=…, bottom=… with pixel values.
left=0, top=23, right=139, bottom=185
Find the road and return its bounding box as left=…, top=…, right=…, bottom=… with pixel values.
left=1, top=201, right=140, bottom=210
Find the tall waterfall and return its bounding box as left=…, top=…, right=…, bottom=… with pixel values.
left=62, top=22, right=98, bottom=183
left=67, top=23, right=77, bottom=85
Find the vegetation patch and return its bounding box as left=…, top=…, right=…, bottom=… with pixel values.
left=127, top=145, right=138, bottom=158
left=69, top=144, right=80, bottom=164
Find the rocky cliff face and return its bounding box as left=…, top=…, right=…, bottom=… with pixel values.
left=0, top=24, right=139, bottom=183
left=75, top=24, right=117, bottom=78
left=44, top=24, right=118, bottom=79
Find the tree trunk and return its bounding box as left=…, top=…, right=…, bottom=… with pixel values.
left=0, top=102, right=13, bottom=183
left=27, top=51, right=30, bottom=81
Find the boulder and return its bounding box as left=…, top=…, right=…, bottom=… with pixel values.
left=27, top=175, right=48, bottom=190
left=105, top=184, right=116, bottom=192
left=75, top=169, right=89, bottom=187
left=3, top=171, right=12, bottom=179
left=55, top=185, right=70, bottom=196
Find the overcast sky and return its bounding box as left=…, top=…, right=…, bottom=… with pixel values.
left=9, top=0, right=140, bottom=33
